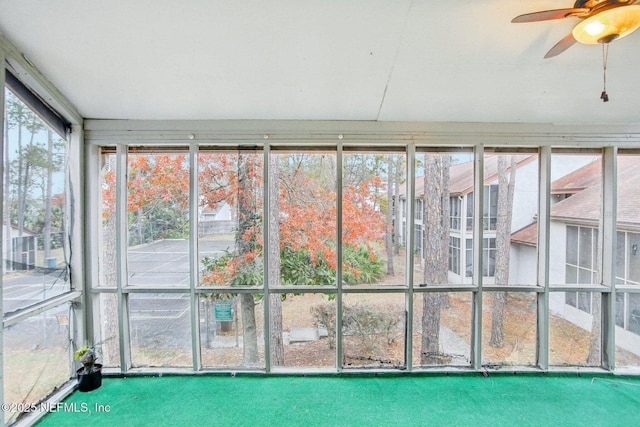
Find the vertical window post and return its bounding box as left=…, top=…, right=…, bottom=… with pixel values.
left=602, top=146, right=617, bottom=369
left=189, top=142, right=201, bottom=371
left=537, top=146, right=551, bottom=370
left=471, top=144, right=484, bottom=369
left=0, top=49, right=6, bottom=411
left=115, top=145, right=131, bottom=371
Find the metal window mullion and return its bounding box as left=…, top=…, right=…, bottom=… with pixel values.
left=115, top=144, right=132, bottom=372
left=537, top=146, right=551, bottom=370
left=405, top=144, right=416, bottom=371
left=0, top=51, right=6, bottom=410
left=189, top=143, right=201, bottom=371
left=66, top=124, right=86, bottom=380
left=602, top=146, right=617, bottom=370
left=263, top=144, right=271, bottom=372
left=336, top=143, right=343, bottom=372
left=83, top=142, right=104, bottom=360
left=471, top=144, right=484, bottom=370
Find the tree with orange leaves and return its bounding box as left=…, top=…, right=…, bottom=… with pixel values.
left=201, top=152, right=386, bottom=365
left=103, top=150, right=387, bottom=366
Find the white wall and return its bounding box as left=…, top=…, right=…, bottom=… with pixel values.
left=509, top=243, right=537, bottom=285
left=510, top=160, right=539, bottom=233
left=548, top=221, right=568, bottom=285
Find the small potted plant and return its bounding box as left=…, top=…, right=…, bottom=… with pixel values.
left=74, top=345, right=102, bottom=392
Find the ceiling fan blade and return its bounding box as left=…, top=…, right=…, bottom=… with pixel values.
left=544, top=33, right=577, bottom=58
left=512, top=8, right=589, bottom=23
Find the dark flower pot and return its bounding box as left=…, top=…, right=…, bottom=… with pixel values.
left=76, top=363, right=102, bottom=392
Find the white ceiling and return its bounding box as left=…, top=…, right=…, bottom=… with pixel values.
left=1, top=0, right=640, bottom=124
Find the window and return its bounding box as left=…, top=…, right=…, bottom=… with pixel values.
left=3, top=81, right=73, bottom=424
left=466, top=192, right=474, bottom=231
left=465, top=239, right=473, bottom=278
left=449, top=237, right=460, bottom=274
left=464, top=238, right=496, bottom=277
left=628, top=294, right=640, bottom=335
left=483, top=238, right=496, bottom=277
left=614, top=231, right=640, bottom=336
left=415, top=198, right=423, bottom=221
left=484, top=185, right=499, bottom=231
left=85, top=139, right=640, bottom=378
left=343, top=151, right=406, bottom=288
left=616, top=231, right=640, bottom=286
left=198, top=150, right=264, bottom=288
left=128, top=152, right=192, bottom=287
left=465, top=185, right=498, bottom=231
left=414, top=224, right=423, bottom=253
left=450, top=197, right=461, bottom=230
left=3, top=89, right=70, bottom=309
left=565, top=225, right=598, bottom=313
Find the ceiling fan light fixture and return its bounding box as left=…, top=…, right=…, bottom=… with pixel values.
left=584, top=20, right=606, bottom=36
left=572, top=5, right=640, bottom=44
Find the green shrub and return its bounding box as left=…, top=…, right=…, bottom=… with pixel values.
left=203, top=245, right=383, bottom=287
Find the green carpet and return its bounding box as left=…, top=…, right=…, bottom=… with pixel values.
left=36, top=374, right=640, bottom=427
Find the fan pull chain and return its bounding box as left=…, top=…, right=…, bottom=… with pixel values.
left=601, top=42, right=609, bottom=102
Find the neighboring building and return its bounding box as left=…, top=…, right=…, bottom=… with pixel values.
left=199, top=201, right=233, bottom=222
left=511, top=156, right=640, bottom=356
left=198, top=201, right=236, bottom=236
left=399, top=154, right=592, bottom=284
left=2, top=223, right=37, bottom=271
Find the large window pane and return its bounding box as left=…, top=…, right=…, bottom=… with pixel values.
left=270, top=151, right=336, bottom=287
left=3, top=89, right=69, bottom=312
left=198, top=150, right=264, bottom=288
left=277, top=293, right=336, bottom=369
left=98, top=151, right=116, bottom=288
left=342, top=151, right=406, bottom=288
left=129, top=293, right=191, bottom=367
left=200, top=293, right=265, bottom=369
left=549, top=292, right=601, bottom=366
left=615, top=292, right=640, bottom=368
left=127, top=153, right=190, bottom=287
left=4, top=305, right=71, bottom=424
left=482, top=292, right=537, bottom=367
left=414, top=151, right=472, bottom=286
left=95, top=293, right=120, bottom=368
left=614, top=154, right=640, bottom=367
left=617, top=154, right=640, bottom=286
left=550, top=153, right=602, bottom=287
left=342, top=293, right=405, bottom=369
left=627, top=293, right=640, bottom=336
left=412, top=292, right=471, bottom=367
left=482, top=153, right=539, bottom=286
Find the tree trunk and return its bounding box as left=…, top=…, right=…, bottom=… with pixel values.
left=16, top=115, right=23, bottom=237
left=393, top=155, right=402, bottom=256
left=237, top=152, right=259, bottom=365
left=385, top=155, right=395, bottom=275
left=586, top=292, right=602, bottom=365
left=420, top=154, right=450, bottom=364
left=240, top=293, right=259, bottom=365
left=269, top=154, right=285, bottom=366
left=18, top=120, right=36, bottom=237
left=43, top=129, right=54, bottom=259
left=489, top=156, right=516, bottom=348
left=4, top=115, right=12, bottom=270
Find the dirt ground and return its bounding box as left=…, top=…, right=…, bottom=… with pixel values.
left=197, top=287, right=640, bottom=369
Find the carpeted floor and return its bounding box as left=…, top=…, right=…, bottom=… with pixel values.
left=36, top=373, right=640, bottom=426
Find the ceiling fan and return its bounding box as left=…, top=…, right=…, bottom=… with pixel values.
left=512, top=0, right=640, bottom=58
